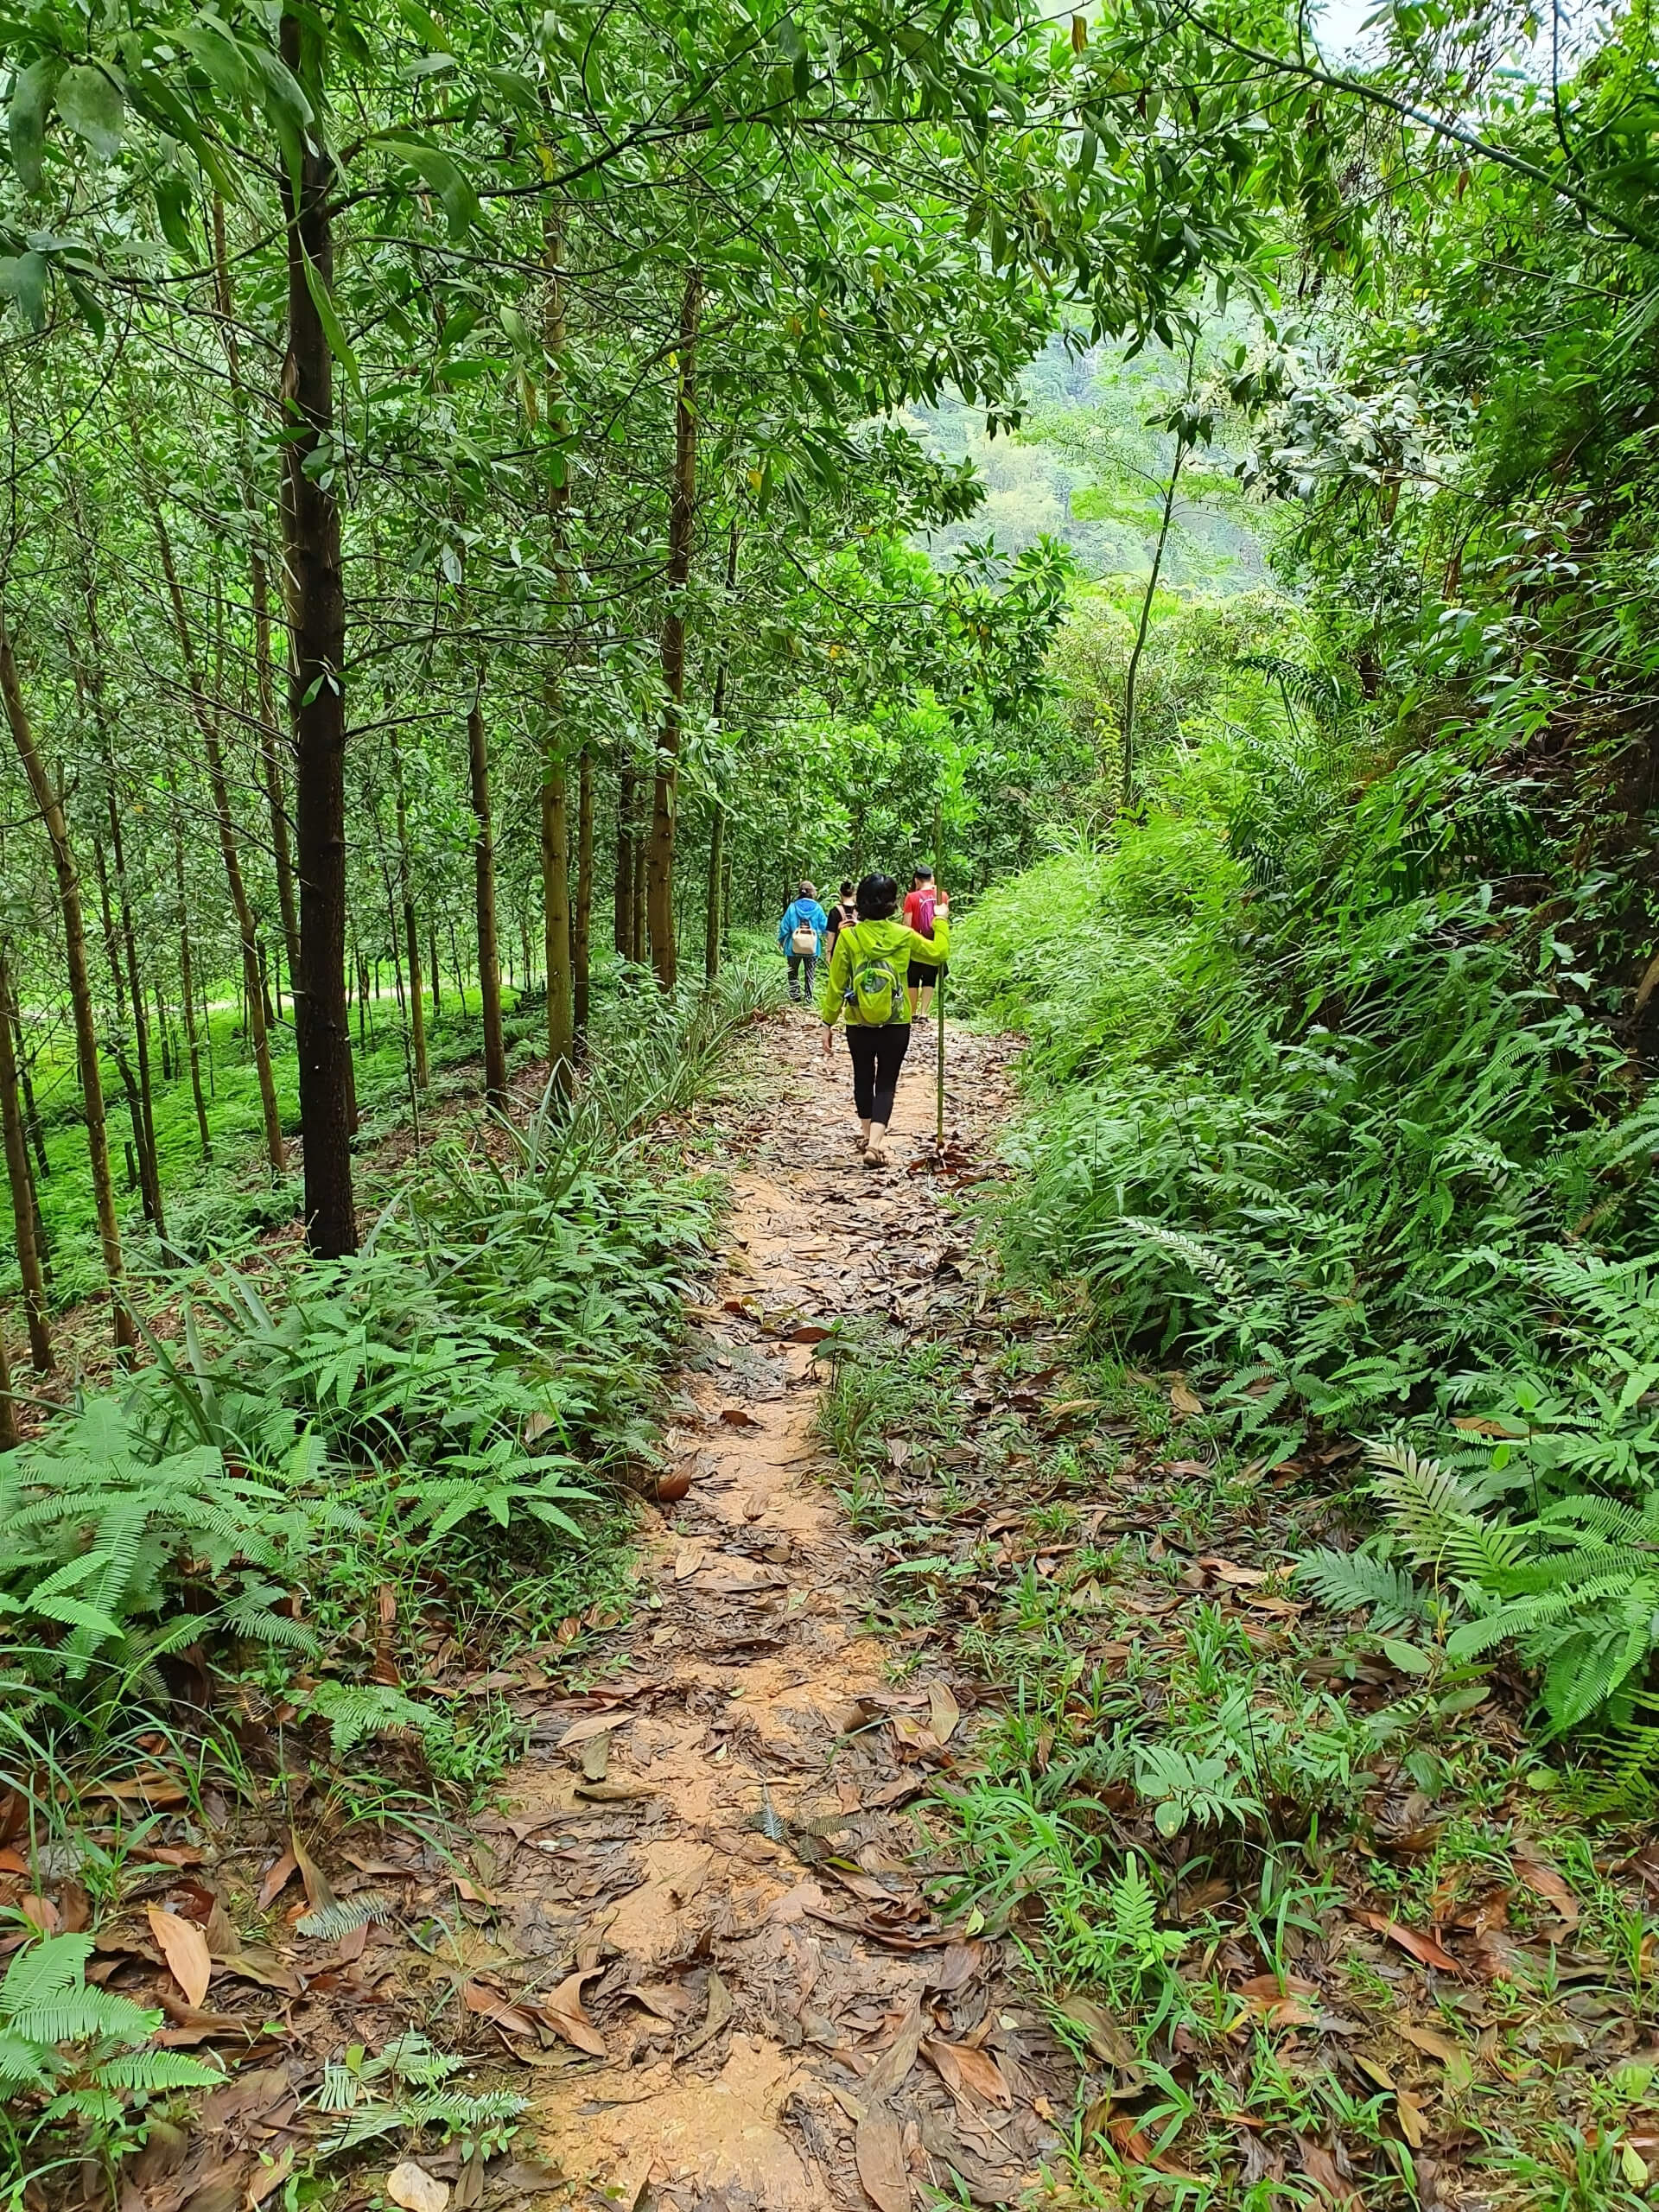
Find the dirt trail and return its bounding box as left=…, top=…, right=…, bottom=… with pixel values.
left=480, top=1010, right=1076, bottom=2212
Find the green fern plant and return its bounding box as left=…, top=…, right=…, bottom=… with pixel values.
left=0, top=1928, right=219, bottom=2167
left=1303, top=1440, right=1659, bottom=1733
left=313, top=2032, right=524, bottom=2157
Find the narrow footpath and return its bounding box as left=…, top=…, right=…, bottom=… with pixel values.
left=476, top=1011, right=1077, bottom=2212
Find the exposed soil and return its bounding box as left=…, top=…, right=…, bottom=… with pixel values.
left=474, top=1010, right=1077, bottom=2210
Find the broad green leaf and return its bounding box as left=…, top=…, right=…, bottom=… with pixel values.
left=0, top=251, right=48, bottom=328
left=54, top=63, right=124, bottom=162
left=371, top=133, right=480, bottom=238
left=7, top=58, right=59, bottom=194
left=302, top=249, right=361, bottom=395
left=155, top=174, right=197, bottom=258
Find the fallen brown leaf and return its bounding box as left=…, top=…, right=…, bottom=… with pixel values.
left=677, top=1969, right=733, bottom=2058
left=1514, top=1853, right=1580, bottom=1927
left=289, top=1831, right=336, bottom=1915
left=1299, top=2138, right=1363, bottom=2208
left=1397, top=2023, right=1461, bottom=2066
left=1355, top=1911, right=1460, bottom=1973
left=865, top=1997, right=926, bottom=2100
left=148, top=1906, right=213, bottom=2008
left=540, top=1968, right=607, bottom=2056
left=556, top=1713, right=622, bottom=1751
left=923, top=2037, right=1012, bottom=2109
left=462, top=1981, right=538, bottom=2040
left=924, top=1942, right=984, bottom=1994
left=621, top=1982, right=695, bottom=2024
left=854, top=2101, right=910, bottom=2212
left=926, top=1682, right=961, bottom=1745
left=217, top=1947, right=302, bottom=1999
left=1395, top=2089, right=1428, bottom=2149
left=1169, top=1379, right=1205, bottom=1417
left=1054, top=1991, right=1141, bottom=2074
left=386, top=2161, right=448, bottom=2212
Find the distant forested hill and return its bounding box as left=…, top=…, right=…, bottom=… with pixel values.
left=909, top=328, right=1273, bottom=592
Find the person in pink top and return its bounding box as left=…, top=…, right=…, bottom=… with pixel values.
left=901, top=866, right=944, bottom=1019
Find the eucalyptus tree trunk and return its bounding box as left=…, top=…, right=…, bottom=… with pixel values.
left=541, top=763, right=574, bottom=1086
left=68, top=512, right=163, bottom=1218
left=390, top=727, right=428, bottom=1088
left=14, top=1013, right=47, bottom=1179
left=0, top=943, right=53, bottom=1373
left=104, top=787, right=163, bottom=1225
left=93, top=838, right=162, bottom=1230
left=151, top=510, right=285, bottom=1176
left=0, top=1294, right=15, bottom=1449
left=614, top=754, right=636, bottom=959
left=169, top=778, right=212, bottom=1162
left=278, top=2, right=357, bottom=1254
left=574, top=744, right=593, bottom=1035
left=467, top=690, right=508, bottom=1110
left=541, top=206, right=575, bottom=1088
left=0, top=616, right=132, bottom=1355
left=645, top=268, right=702, bottom=989
left=212, top=198, right=303, bottom=992
left=704, top=516, right=740, bottom=981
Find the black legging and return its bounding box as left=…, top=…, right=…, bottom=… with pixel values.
left=845, top=1024, right=911, bottom=1126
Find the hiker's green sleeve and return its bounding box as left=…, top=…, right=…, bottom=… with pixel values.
left=820, top=929, right=851, bottom=1026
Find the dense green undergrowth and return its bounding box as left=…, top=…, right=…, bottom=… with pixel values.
left=817, top=1303, right=1659, bottom=2211
left=952, top=614, right=1659, bottom=1745
left=0, top=955, right=779, bottom=1836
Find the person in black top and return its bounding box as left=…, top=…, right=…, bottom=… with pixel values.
left=823, top=880, right=857, bottom=954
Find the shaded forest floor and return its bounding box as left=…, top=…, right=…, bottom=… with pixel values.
left=15, top=1008, right=1659, bottom=2212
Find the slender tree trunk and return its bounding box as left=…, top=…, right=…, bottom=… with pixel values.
left=0, top=618, right=132, bottom=1354
left=704, top=802, right=725, bottom=982
left=390, top=728, right=428, bottom=1087
left=67, top=509, right=164, bottom=1222
left=541, top=762, right=573, bottom=1089
left=0, top=1290, right=14, bottom=1449
left=704, top=517, right=740, bottom=982
left=14, top=1012, right=48, bottom=1179
left=155, top=979, right=174, bottom=1084
left=213, top=196, right=303, bottom=995
left=645, top=267, right=702, bottom=988
left=171, top=786, right=213, bottom=1163
left=0, top=944, right=52, bottom=1373
left=540, top=204, right=575, bottom=1086
left=614, top=754, right=636, bottom=959
left=574, top=744, right=593, bottom=1035
left=278, top=3, right=356, bottom=1255
left=1120, top=438, right=1187, bottom=809
left=467, top=690, right=508, bottom=1109
left=429, top=923, right=442, bottom=1020
left=93, top=838, right=162, bottom=1229
left=106, top=792, right=163, bottom=1229
left=629, top=772, right=647, bottom=964
left=150, top=510, right=286, bottom=1176
left=1121, top=331, right=1198, bottom=810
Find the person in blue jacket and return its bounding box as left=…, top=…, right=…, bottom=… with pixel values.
left=778, top=880, right=829, bottom=1003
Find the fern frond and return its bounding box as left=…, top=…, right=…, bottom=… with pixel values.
left=1295, top=1548, right=1432, bottom=1629
left=296, top=1894, right=396, bottom=1942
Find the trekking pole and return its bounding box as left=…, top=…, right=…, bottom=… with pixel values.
left=934, top=799, right=946, bottom=1154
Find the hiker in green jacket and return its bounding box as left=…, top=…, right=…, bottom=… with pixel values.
left=819, top=871, right=950, bottom=1166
